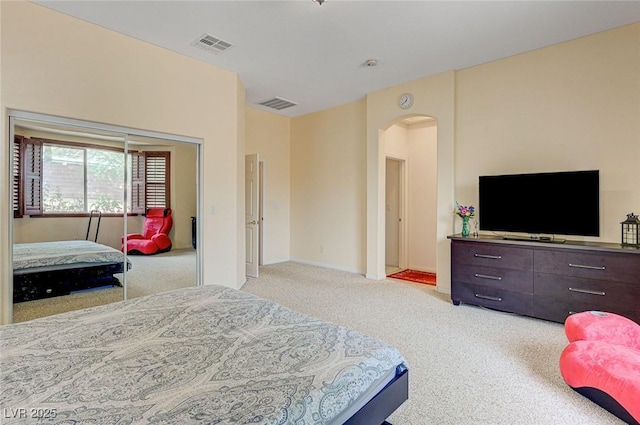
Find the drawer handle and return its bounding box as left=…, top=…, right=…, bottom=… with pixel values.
left=568, top=287, right=606, bottom=296
left=475, top=293, right=503, bottom=302
left=475, top=253, right=502, bottom=260
left=568, top=263, right=606, bottom=271
left=474, top=273, right=502, bottom=281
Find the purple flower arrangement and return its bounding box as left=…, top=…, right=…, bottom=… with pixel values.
left=455, top=203, right=476, bottom=218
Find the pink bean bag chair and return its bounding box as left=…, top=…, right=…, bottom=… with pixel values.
left=560, top=311, right=640, bottom=425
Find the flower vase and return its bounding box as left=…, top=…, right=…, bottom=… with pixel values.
left=461, top=216, right=470, bottom=237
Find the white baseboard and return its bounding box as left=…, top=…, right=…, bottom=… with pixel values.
left=406, top=265, right=437, bottom=274
left=289, top=258, right=363, bottom=275
left=260, top=258, right=290, bottom=266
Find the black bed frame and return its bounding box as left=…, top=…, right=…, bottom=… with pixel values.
left=345, top=366, right=409, bottom=425
left=13, top=262, right=126, bottom=303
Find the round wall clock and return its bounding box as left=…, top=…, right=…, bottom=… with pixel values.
left=399, top=93, right=414, bottom=109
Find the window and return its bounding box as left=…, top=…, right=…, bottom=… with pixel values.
left=144, top=152, right=170, bottom=209
left=13, top=136, right=170, bottom=217
left=42, top=144, right=129, bottom=213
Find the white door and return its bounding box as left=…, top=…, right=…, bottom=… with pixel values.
left=245, top=153, right=260, bottom=278
left=385, top=158, right=400, bottom=268
left=259, top=161, right=264, bottom=266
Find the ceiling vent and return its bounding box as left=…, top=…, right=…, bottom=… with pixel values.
left=192, top=34, right=233, bottom=55
left=258, top=97, right=298, bottom=110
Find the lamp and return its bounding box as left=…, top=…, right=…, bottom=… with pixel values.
left=621, top=212, right=640, bottom=247
left=312, top=0, right=325, bottom=4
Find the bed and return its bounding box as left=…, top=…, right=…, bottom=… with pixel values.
left=12, top=240, right=130, bottom=303
left=0, top=285, right=409, bottom=424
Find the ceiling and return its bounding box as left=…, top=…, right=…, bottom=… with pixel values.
left=34, top=1, right=640, bottom=118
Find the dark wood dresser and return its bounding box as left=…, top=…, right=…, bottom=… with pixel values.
left=449, top=235, right=640, bottom=324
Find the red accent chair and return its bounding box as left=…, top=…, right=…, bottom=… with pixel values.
left=121, top=208, right=173, bottom=255
left=560, top=311, right=640, bottom=425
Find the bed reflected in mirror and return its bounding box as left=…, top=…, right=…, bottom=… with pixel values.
left=10, top=115, right=199, bottom=323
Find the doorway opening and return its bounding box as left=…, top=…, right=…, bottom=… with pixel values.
left=382, top=116, right=438, bottom=284
left=385, top=157, right=405, bottom=275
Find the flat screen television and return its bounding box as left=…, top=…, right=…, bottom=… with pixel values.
left=478, top=170, right=600, bottom=238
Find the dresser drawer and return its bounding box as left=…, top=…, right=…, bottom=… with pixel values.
left=534, top=273, right=639, bottom=311
left=452, top=264, right=533, bottom=292
left=534, top=250, right=640, bottom=284
left=452, top=282, right=533, bottom=317
left=451, top=241, right=533, bottom=271
left=533, top=294, right=640, bottom=324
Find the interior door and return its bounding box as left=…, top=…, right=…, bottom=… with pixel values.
left=385, top=158, right=401, bottom=268
left=245, top=153, right=260, bottom=278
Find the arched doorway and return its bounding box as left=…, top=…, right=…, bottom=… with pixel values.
left=365, top=74, right=456, bottom=294
left=382, top=116, right=438, bottom=281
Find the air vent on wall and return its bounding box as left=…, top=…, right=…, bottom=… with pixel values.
left=192, top=33, right=233, bottom=54
left=258, top=97, right=298, bottom=110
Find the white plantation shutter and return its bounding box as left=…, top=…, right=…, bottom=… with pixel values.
left=13, top=136, right=23, bottom=217
left=22, top=138, right=43, bottom=216
left=130, top=152, right=146, bottom=214
left=145, top=152, right=170, bottom=209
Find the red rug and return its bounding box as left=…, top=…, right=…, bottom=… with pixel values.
left=387, top=269, right=436, bottom=286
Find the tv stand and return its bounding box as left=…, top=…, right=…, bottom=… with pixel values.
left=503, top=235, right=566, bottom=244
left=448, top=234, right=640, bottom=324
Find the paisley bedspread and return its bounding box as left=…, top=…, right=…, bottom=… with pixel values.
left=0, top=285, right=407, bottom=424
left=13, top=240, right=128, bottom=274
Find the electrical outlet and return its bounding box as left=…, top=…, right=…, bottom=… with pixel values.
left=320, top=245, right=325, bottom=253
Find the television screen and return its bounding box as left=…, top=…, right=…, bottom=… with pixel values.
left=478, top=170, right=600, bottom=237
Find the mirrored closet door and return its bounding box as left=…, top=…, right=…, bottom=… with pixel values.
left=9, top=111, right=201, bottom=323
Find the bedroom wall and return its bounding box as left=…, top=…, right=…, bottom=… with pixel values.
left=290, top=100, right=367, bottom=273
left=455, top=23, right=640, bottom=243
left=245, top=107, right=291, bottom=265
left=287, top=72, right=455, bottom=285
left=384, top=124, right=409, bottom=158
left=407, top=121, right=438, bottom=273
left=1, top=1, right=244, bottom=323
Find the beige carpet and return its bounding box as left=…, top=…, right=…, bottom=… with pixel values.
left=12, top=248, right=197, bottom=323
left=10, top=258, right=625, bottom=424
left=241, top=261, right=624, bottom=425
